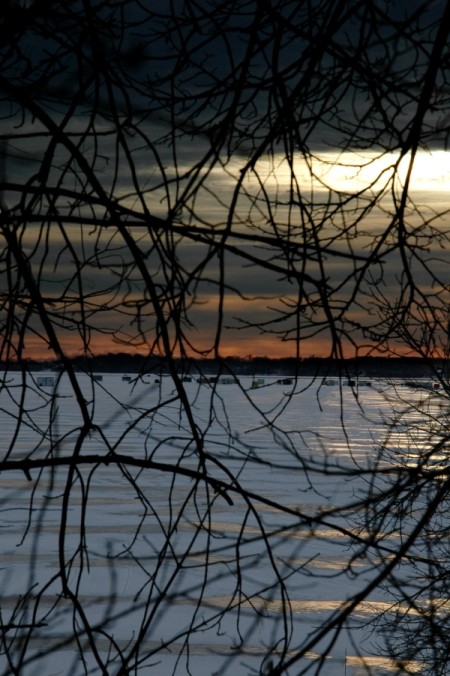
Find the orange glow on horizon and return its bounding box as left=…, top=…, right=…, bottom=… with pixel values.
left=7, top=330, right=430, bottom=363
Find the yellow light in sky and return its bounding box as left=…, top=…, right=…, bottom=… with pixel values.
left=269, top=148, right=450, bottom=194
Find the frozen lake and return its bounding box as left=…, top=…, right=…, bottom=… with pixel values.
left=0, top=372, right=439, bottom=675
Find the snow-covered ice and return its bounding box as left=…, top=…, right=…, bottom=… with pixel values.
left=0, top=373, right=435, bottom=674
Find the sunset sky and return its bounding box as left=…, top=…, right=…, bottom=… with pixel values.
left=14, top=145, right=450, bottom=361
left=3, top=1, right=450, bottom=362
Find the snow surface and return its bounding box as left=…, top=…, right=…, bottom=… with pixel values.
left=0, top=373, right=435, bottom=675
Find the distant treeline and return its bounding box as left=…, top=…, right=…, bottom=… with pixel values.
left=1, top=354, right=448, bottom=379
